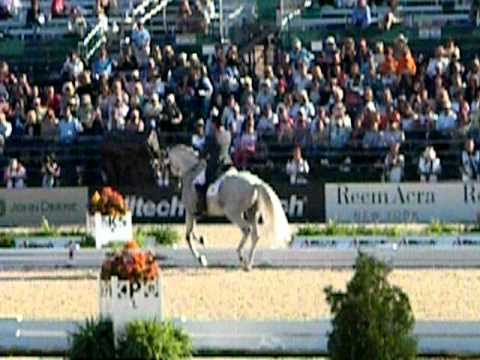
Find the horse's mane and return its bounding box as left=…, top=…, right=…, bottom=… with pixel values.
left=173, top=144, right=199, bottom=158
left=169, top=144, right=202, bottom=178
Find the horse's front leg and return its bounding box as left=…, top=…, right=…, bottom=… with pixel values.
left=190, top=222, right=206, bottom=247
left=186, top=212, right=208, bottom=267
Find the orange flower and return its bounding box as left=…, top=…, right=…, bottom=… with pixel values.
left=125, top=240, right=139, bottom=251
left=90, top=187, right=129, bottom=216
left=102, top=187, right=113, bottom=198
left=91, top=191, right=101, bottom=206
left=101, top=240, right=160, bottom=283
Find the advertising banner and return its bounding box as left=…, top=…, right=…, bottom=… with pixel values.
left=325, top=182, right=480, bottom=223
left=98, top=182, right=325, bottom=223
left=0, top=187, right=88, bottom=226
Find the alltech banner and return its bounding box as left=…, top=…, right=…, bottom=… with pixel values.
left=107, top=183, right=326, bottom=223
left=0, top=187, right=88, bottom=226
left=325, top=182, right=480, bottom=223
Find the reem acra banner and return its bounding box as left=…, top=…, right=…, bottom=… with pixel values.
left=0, top=187, right=88, bottom=226
left=326, top=182, right=480, bottom=223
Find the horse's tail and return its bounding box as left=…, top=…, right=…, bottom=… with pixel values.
left=255, top=182, right=291, bottom=249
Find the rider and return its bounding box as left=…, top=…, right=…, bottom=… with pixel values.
left=195, top=113, right=232, bottom=215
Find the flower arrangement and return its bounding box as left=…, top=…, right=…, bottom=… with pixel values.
left=90, top=187, right=128, bottom=218
left=100, top=241, right=159, bottom=283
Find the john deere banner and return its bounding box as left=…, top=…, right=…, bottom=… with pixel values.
left=0, top=187, right=88, bottom=226
left=92, top=183, right=326, bottom=223
left=325, top=182, right=480, bottom=223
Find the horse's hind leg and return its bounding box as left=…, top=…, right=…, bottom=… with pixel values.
left=223, top=209, right=251, bottom=268
left=246, top=215, right=260, bottom=271
left=237, top=227, right=251, bottom=266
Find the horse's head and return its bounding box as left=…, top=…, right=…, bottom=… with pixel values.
left=164, top=144, right=199, bottom=178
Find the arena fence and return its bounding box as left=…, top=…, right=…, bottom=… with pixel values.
left=1, top=318, right=480, bottom=356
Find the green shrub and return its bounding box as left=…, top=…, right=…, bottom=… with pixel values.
left=149, top=226, right=181, bottom=246
left=297, top=220, right=469, bottom=237
left=117, top=320, right=192, bottom=360
left=69, top=318, right=115, bottom=360
left=59, top=228, right=87, bottom=237
left=0, top=233, right=15, bottom=248
left=427, top=220, right=462, bottom=235
left=134, top=227, right=149, bottom=248
left=37, top=217, right=59, bottom=236
left=325, top=253, right=417, bottom=360
left=81, top=234, right=96, bottom=248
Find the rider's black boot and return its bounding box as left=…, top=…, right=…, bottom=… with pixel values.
left=195, top=184, right=207, bottom=216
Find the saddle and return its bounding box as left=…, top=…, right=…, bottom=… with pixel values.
left=195, top=166, right=237, bottom=216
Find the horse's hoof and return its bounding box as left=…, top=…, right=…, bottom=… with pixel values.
left=199, top=236, right=206, bottom=246
left=242, top=263, right=252, bottom=272
left=199, top=255, right=208, bottom=267
left=241, top=259, right=251, bottom=272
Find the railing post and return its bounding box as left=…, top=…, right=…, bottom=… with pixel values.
left=219, top=0, right=224, bottom=43
left=163, top=0, right=167, bottom=34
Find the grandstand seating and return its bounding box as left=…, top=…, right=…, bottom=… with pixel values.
left=0, top=0, right=246, bottom=41
left=0, top=0, right=247, bottom=82
left=0, top=0, right=100, bottom=37
left=288, top=0, right=471, bottom=29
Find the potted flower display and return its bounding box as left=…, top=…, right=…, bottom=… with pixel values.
left=87, top=187, right=133, bottom=249
left=90, top=187, right=128, bottom=218
left=100, top=240, right=159, bottom=283
left=99, top=241, right=163, bottom=341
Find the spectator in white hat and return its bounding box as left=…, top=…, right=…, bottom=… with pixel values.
left=418, top=146, right=441, bottom=182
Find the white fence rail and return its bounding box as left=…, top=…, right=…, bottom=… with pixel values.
left=2, top=245, right=480, bottom=269
left=1, top=318, right=479, bottom=356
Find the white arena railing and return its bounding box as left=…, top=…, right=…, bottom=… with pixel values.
left=78, top=0, right=173, bottom=62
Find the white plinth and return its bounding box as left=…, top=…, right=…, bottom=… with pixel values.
left=87, top=211, right=133, bottom=249
left=99, top=276, right=164, bottom=338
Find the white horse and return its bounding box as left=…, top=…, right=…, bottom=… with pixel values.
left=166, top=144, right=290, bottom=270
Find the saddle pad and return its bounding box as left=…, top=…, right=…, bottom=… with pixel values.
left=207, top=179, right=222, bottom=198
left=207, top=168, right=236, bottom=198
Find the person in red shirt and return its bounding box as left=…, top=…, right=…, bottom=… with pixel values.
left=380, top=47, right=398, bottom=75
left=51, top=0, right=66, bottom=17
left=397, top=48, right=417, bottom=76
left=45, top=86, right=62, bottom=116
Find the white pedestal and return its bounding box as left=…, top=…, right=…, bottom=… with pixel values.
left=87, top=211, right=133, bottom=249
left=99, top=276, right=164, bottom=339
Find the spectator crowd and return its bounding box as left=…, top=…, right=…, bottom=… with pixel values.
left=1, top=25, right=480, bottom=187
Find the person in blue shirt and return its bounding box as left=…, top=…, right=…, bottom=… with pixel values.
left=92, top=47, right=113, bottom=80
left=351, top=0, right=372, bottom=28
left=131, top=20, right=151, bottom=66
left=58, top=106, right=83, bottom=143
left=290, top=39, right=314, bottom=69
